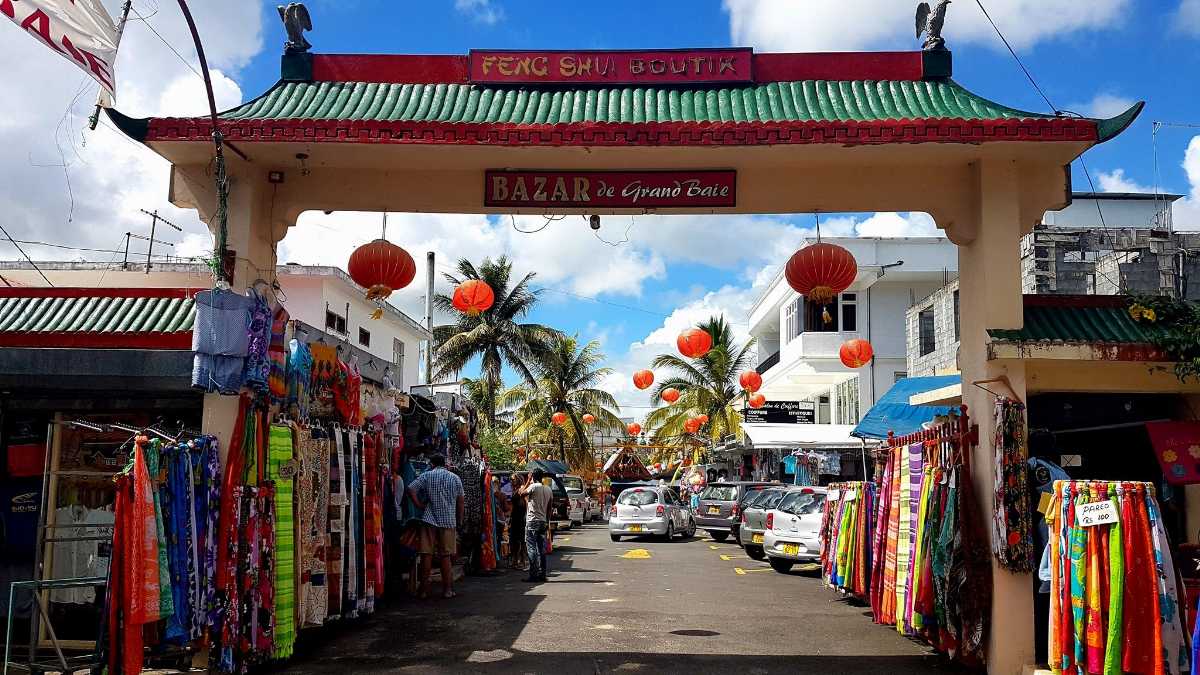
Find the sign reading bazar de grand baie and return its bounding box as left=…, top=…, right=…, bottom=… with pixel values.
left=484, top=170, right=736, bottom=209
left=469, top=48, right=753, bottom=85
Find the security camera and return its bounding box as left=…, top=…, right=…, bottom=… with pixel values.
left=589, top=214, right=601, bottom=231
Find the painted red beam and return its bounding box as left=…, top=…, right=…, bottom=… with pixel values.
left=0, top=332, right=192, bottom=350
left=0, top=287, right=204, bottom=299
left=308, top=51, right=933, bottom=85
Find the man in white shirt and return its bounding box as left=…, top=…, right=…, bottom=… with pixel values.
left=521, top=469, right=553, bottom=583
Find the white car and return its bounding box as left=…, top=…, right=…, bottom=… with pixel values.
left=567, top=488, right=588, bottom=525
left=609, top=486, right=696, bottom=541
left=762, top=487, right=827, bottom=573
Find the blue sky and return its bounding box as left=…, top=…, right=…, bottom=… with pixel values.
left=3, top=0, right=1199, bottom=418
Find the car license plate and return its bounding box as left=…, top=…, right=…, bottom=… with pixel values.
left=628, top=525, right=643, bottom=533
left=707, top=506, right=721, bottom=515
left=783, top=544, right=801, bottom=555
left=752, top=533, right=764, bottom=544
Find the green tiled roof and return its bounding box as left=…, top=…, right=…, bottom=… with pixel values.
left=0, top=294, right=195, bottom=334
left=223, top=79, right=1050, bottom=125
left=988, top=298, right=1168, bottom=343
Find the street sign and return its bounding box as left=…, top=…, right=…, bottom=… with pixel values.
left=484, top=170, right=736, bottom=209
left=742, top=400, right=816, bottom=425
left=469, top=48, right=753, bottom=85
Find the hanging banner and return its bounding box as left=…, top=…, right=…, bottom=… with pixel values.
left=743, top=401, right=816, bottom=425
left=484, top=170, right=736, bottom=209
left=3, top=0, right=120, bottom=96
left=469, top=48, right=753, bottom=85
left=1145, top=420, right=1200, bottom=485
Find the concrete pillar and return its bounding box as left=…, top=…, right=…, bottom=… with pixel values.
left=956, top=157, right=1033, bottom=674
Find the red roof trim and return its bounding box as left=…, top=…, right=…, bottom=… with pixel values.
left=0, top=287, right=205, bottom=299
left=144, top=117, right=1099, bottom=147
left=308, top=52, right=928, bottom=85
left=0, top=333, right=192, bottom=350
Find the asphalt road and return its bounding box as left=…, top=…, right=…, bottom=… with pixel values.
left=279, top=521, right=967, bottom=674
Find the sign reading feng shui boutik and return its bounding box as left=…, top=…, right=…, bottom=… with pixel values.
left=742, top=400, right=817, bottom=425
left=469, top=48, right=753, bottom=85
left=484, top=170, right=736, bottom=209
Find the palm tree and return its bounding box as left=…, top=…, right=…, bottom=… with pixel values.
left=432, top=256, right=558, bottom=427
left=644, top=316, right=757, bottom=445
left=501, top=335, right=624, bottom=471
left=461, top=376, right=510, bottom=431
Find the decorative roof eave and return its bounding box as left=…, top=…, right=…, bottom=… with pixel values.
left=0, top=287, right=198, bottom=351
left=987, top=340, right=1171, bottom=363
left=108, top=112, right=1107, bottom=149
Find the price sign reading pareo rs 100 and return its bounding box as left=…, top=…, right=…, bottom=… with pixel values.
left=1077, top=500, right=1119, bottom=528
left=484, top=170, right=736, bottom=209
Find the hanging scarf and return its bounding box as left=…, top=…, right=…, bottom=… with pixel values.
left=267, top=306, right=290, bottom=404
left=1147, top=489, right=1189, bottom=675
left=1104, top=485, right=1124, bottom=675
left=298, top=428, right=330, bottom=626
left=327, top=427, right=348, bottom=619
left=267, top=424, right=297, bottom=659
left=363, top=431, right=383, bottom=612
left=992, top=397, right=1034, bottom=572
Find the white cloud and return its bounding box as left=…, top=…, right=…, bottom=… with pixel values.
left=455, top=0, right=504, bottom=25
left=1176, top=0, right=1200, bottom=35
left=1096, top=168, right=1153, bottom=194
left=1068, top=92, right=1135, bottom=119
left=0, top=0, right=263, bottom=267
left=724, top=0, right=1130, bottom=52
left=1172, top=136, right=1200, bottom=230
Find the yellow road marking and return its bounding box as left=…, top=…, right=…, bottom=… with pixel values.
left=621, top=548, right=652, bottom=559
left=720, top=555, right=736, bottom=561
left=734, top=567, right=772, bottom=575
left=558, top=537, right=571, bottom=542
left=708, top=545, right=720, bottom=550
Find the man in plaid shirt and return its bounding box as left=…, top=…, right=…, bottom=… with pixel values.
left=407, top=454, right=465, bottom=599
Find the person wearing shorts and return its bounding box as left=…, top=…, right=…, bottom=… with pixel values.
left=406, top=454, right=465, bottom=599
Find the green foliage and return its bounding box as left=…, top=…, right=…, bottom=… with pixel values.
left=478, top=427, right=517, bottom=470
left=1129, top=295, right=1200, bottom=382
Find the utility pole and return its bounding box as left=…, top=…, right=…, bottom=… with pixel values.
left=122, top=233, right=131, bottom=270
left=424, top=251, right=435, bottom=386
left=139, top=209, right=183, bottom=273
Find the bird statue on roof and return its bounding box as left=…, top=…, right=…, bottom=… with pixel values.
left=278, top=3, right=313, bottom=54
left=915, top=0, right=951, bottom=51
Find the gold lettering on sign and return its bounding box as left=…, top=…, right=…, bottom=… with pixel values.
left=690, top=56, right=705, bottom=74
left=497, top=56, right=515, bottom=76
left=598, top=58, right=614, bottom=76
left=532, top=56, right=549, bottom=77
left=490, top=176, right=509, bottom=201
left=511, top=177, right=529, bottom=202
left=559, top=55, right=576, bottom=78
left=480, top=56, right=497, bottom=75
left=630, top=59, right=644, bottom=75
left=649, top=59, right=666, bottom=74
left=551, top=177, right=570, bottom=201
left=573, top=177, right=591, bottom=202
left=532, top=177, right=548, bottom=202
left=719, top=57, right=735, bottom=74
left=669, top=58, right=687, bottom=74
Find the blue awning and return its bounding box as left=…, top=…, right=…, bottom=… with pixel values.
left=851, top=375, right=961, bottom=440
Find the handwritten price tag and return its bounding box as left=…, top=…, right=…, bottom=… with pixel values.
left=827, top=490, right=840, bottom=501
left=843, top=490, right=857, bottom=502
left=1077, top=500, right=1119, bottom=527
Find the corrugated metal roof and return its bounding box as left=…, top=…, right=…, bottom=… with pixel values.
left=0, top=294, right=195, bottom=334
left=987, top=296, right=1167, bottom=343
left=223, top=79, right=1048, bottom=125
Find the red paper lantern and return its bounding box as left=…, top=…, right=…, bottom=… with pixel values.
left=552, top=411, right=567, bottom=426
left=582, top=413, right=595, bottom=425
left=685, top=417, right=702, bottom=434
left=697, top=414, right=709, bottom=425
left=739, top=370, right=763, bottom=393
left=633, top=369, right=655, bottom=390
left=661, top=387, right=681, bottom=404
left=347, top=239, right=417, bottom=303
left=627, top=422, right=642, bottom=436
left=748, top=393, right=766, bottom=409
left=839, top=338, right=875, bottom=368
left=785, top=242, right=857, bottom=305
left=677, top=328, right=713, bottom=359
left=452, top=279, right=495, bottom=316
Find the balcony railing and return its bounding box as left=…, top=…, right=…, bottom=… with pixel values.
left=756, top=351, right=781, bottom=374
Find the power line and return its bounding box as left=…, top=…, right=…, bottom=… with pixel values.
left=0, top=224, right=53, bottom=287
left=129, top=7, right=204, bottom=80
left=973, top=0, right=1057, bottom=114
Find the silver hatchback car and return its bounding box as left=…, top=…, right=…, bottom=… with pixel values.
left=609, top=486, right=696, bottom=542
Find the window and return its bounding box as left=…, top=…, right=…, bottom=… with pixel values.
left=894, top=371, right=908, bottom=383
left=700, top=485, right=738, bottom=501
left=785, top=297, right=803, bottom=342
left=618, top=490, right=659, bottom=506
left=841, top=292, right=857, bottom=332
left=918, top=308, right=936, bottom=356
left=835, top=377, right=860, bottom=425
left=804, top=297, right=839, bottom=332
left=393, top=339, right=405, bottom=387
left=817, top=394, right=831, bottom=424
left=358, top=327, right=371, bottom=347
left=325, top=309, right=347, bottom=335
left=952, top=290, right=960, bottom=341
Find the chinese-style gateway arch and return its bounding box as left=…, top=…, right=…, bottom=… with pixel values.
left=110, top=46, right=1139, bottom=674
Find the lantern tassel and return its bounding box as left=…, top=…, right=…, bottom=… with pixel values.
left=370, top=307, right=384, bottom=320
left=822, top=306, right=833, bottom=325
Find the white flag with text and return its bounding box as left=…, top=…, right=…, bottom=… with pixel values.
left=2, top=0, right=120, bottom=97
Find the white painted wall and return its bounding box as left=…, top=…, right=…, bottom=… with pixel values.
left=1044, top=197, right=1173, bottom=229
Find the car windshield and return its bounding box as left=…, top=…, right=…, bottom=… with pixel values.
left=778, top=492, right=827, bottom=515
left=562, top=476, right=584, bottom=491
left=700, top=485, right=738, bottom=501
left=618, top=489, right=660, bottom=506
left=751, top=490, right=785, bottom=510
left=741, top=488, right=771, bottom=508
left=567, top=489, right=585, bottom=498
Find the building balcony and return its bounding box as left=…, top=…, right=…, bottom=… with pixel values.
left=756, top=351, right=781, bottom=374
left=786, top=331, right=861, bottom=360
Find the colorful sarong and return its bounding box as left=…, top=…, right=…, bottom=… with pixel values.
left=267, top=425, right=297, bottom=659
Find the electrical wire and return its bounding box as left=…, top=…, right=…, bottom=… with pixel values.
left=509, top=214, right=564, bottom=234
left=129, top=7, right=204, bottom=80
left=591, top=215, right=635, bottom=247
left=0, top=224, right=53, bottom=287
left=973, top=0, right=1057, bottom=114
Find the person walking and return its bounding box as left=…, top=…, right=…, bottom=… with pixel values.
left=509, top=473, right=528, bottom=571
left=521, top=469, right=553, bottom=582
left=406, top=454, right=465, bottom=599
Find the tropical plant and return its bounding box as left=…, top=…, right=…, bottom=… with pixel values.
left=644, top=316, right=757, bottom=445
left=432, top=256, right=559, bottom=427
left=501, top=334, right=624, bottom=471
left=477, top=427, right=518, bottom=470
left=461, top=376, right=510, bottom=430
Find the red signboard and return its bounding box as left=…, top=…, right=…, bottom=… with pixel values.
left=1146, top=421, right=1200, bottom=485
left=469, top=49, right=753, bottom=85
left=484, top=170, right=736, bottom=209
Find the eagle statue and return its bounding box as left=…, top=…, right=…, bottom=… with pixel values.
left=915, top=0, right=951, bottom=51
left=278, top=3, right=313, bottom=54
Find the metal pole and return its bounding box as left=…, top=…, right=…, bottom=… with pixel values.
left=122, top=233, right=130, bottom=270
left=87, top=0, right=133, bottom=131
left=176, top=0, right=231, bottom=282
left=145, top=210, right=157, bottom=273
left=424, top=251, right=435, bottom=385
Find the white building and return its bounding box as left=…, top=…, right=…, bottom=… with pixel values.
left=742, top=237, right=958, bottom=476
left=0, top=261, right=432, bottom=389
